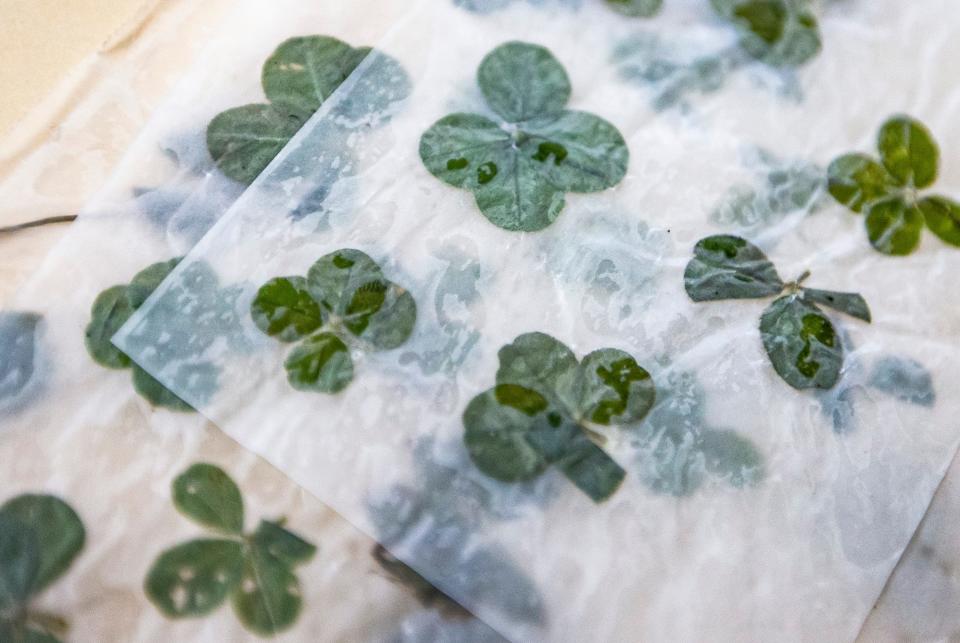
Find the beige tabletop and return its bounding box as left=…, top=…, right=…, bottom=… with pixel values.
left=0, top=0, right=154, bottom=139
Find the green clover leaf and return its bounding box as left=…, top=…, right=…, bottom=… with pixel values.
left=684, top=235, right=871, bottom=390
left=283, top=332, right=353, bottom=393
left=828, top=115, right=960, bottom=255
left=85, top=259, right=231, bottom=412
left=712, top=0, right=821, bottom=67
left=0, top=495, right=85, bottom=643
left=173, top=463, right=245, bottom=535
left=251, top=249, right=416, bottom=394
left=683, top=234, right=784, bottom=301
left=250, top=276, right=323, bottom=342
left=760, top=294, right=842, bottom=389
left=463, top=332, right=655, bottom=502
left=420, top=41, right=629, bottom=231
left=207, top=36, right=410, bottom=185
left=145, top=463, right=315, bottom=636
left=605, top=0, right=663, bottom=17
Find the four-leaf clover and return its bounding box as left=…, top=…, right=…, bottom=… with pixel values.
left=0, top=494, right=85, bottom=643
left=685, top=235, right=871, bottom=390
left=251, top=249, right=416, bottom=393
left=711, top=0, right=821, bottom=67
left=463, top=332, right=655, bottom=502
left=419, top=41, right=629, bottom=231
left=208, top=35, right=410, bottom=185
left=828, top=115, right=960, bottom=255
left=145, top=463, right=316, bottom=636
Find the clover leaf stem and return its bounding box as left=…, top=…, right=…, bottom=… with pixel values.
left=0, top=214, right=78, bottom=235
left=582, top=424, right=609, bottom=447
left=26, top=610, right=69, bottom=637
left=785, top=269, right=811, bottom=293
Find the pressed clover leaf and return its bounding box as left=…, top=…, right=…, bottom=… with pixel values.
left=85, top=259, right=208, bottom=412
left=684, top=235, right=871, bottom=390
left=145, top=463, right=315, bottom=636
left=0, top=312, right=42, bottom=411
left=251, top=249, right=416, bottom=394
left=712, top=0, right=822, bottom=67
left=420, top=41, right=629, bottom=232
left=605, top=0, right=663, bottom=17
left=0, top=494, right=85, bottom=643
left=207, top=36, right=410, bottom=185
left=636, top=371, right=764, bottom=496
left=828, top=115, right=960, bottom=255
left=173, top=463, right=244, bottom=534
left=464, top=332, right=654, bottom=502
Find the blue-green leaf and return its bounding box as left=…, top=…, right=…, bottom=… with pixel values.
left=684, top=235, right=783, bottom=301
left=802, top=288, right=871, bottom=323
left=760, top=295, right=842, bottom=389
left=0, top=495, right=85, bottom=595
left=477, top=41, right=571, bottom=122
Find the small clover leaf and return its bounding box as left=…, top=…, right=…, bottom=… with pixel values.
left=918, top=196, right=960, bottom=247
left=760, top=294, right=842, bottom=389
left=232, top=548, right=303, bottom=635
left=250, top=277, right=323, bottom=342
left=86, top=259, right=229, bottom=412
left=0, top=312, right=42, bottom=411
left=868, top=356, right=935, bottom=407
left=145, top=463, right=315, bottom=636
left=146, top=538, right=246, bottom=617
left=207, top=36, right=410, bottom=185
left=637, top=371, right=764, bottom=496
left=173, top=463, right=245, bottom=534
left=464, top=332, right=655, bottom=502
left=801, top=288, right=871, bottom=323
left=712, top=0, right=822, bottom=68
left=252, top=249, right=416, bottom=394
left=877, top=116, right=939, bottom=189
left=283, top=332, right=353, bottom=393
left=683, top=234, right=784, bottom=300
left=685, top=235, right=871, bottom=390
left=605, top=0, right=663, bottom=17
left=0, top=494, right=85, bottom=643
left=250, top=520, right=317, bottom=566
left=420, top=41, right=629, bottom=231
left=828, top=115, right=960, bottom=254
left=565, top=348, right=656, bottom=425
left=85, top=285, right=136, bottom=369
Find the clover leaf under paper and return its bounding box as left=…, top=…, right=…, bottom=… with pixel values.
left=0, top=312, right=42, bottom=411
left=420, top=41, right=629, bottom=232
left=463, top=332, right=655, bottom=502
left=684, top=235, right=870, bottom=391
left=0, top=494, right=85, bottom=643
left=605, top=0, right=662, bottom=17
left=85, top=259, right=210, bottom=411
left=712, top=0, right=821, bottom=67
left=251, top=249, right=416, bottom=393
left=146, top=463, right=315, bottom=635
left=828, top=115, right=960, bottom=255
left=207, top=35, right=410, bottom=185
left=636, top=371, right=764, bottom=496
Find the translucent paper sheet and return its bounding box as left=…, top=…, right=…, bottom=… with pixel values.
left=117, top=0, right=960, bottom=640
left=1, top=1, right=503, bottom=639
